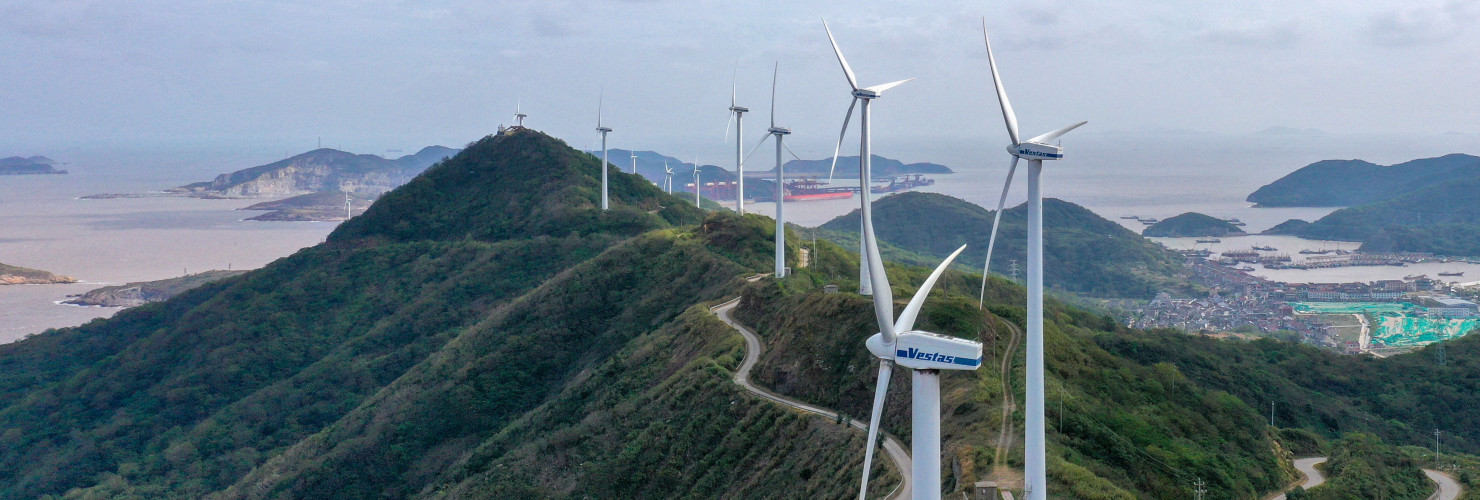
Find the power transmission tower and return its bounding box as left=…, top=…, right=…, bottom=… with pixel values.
left=1193, top=478, right=1207, bottom=500
left=1009, top=259, right=1020, bottom=283
left=1435, top=429, right=1442, bottom=465
left=1270, top=401, right=1275, bottom=427
left=1435, top=341, right=1447, bottom=366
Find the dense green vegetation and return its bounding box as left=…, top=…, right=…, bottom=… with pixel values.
left=815, top=192, right=1189, bottom=298
left=5, top=128, right=1476, bottom=498
left=1307, top=434, right=1431, bottom=499
left=732, top=260, right=1291, bottom=498
left=1141, top=212, right=1244, bottom=238
left=1264, top=176, right=1480, bottom=256
left=1247, top=153, right=1480, bottom=207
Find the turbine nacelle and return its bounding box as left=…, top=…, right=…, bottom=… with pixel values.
left=729, top=105, right=749, bottom=113
left=596, top=126, right=612, bottom=133
left=865, top=332, right=983, bottom=370
left=1009, top=142, right=1064, bottom=160
left=767, top=126, right=792, bottom=136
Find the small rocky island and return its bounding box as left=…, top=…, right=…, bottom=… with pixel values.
left=240, top=191, right=372, bottom=221
left=0, top=156, right=67, bottom=175
left=65, top=270, right=246, bottom=307
left=1142, top=212, right=1247, bottom=238
left=0, top=262, right=76, bottom=285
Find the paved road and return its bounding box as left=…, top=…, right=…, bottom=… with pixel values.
left=1424, top=469, right=1462, bottom=500
left=1270, top=457, right=1326, bottom=500
left=712, top=295, right=912, bottom=500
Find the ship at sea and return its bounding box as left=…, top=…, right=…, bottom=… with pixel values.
left=1439, top=271, right=1465, bottom=277
left=869, top=174, right=934, bottom=194
left=783, top=178, right=854, bottom=201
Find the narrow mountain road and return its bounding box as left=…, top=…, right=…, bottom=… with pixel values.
left=1425, top=469, right=1462, bottom=500
left=1269, top=457, right=1326, bottom=500
left=712, top=294, right=913, bottom=500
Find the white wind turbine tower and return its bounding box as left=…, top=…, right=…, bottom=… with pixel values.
left=980, top=23, right=1086, bottom=500
left=692, top=156, right=702, bottom=207
left=724, top=67, right=749, bottom=214
left=513, top=101, right=527, bottom=128
left=663, top=162, right=675, bottom=194
left=344, top=192, right=352, bottom=220
left=823, top=20, right=911, bottom=296
left=596, top=94, right=613, bottom=210
left=631, top=152, right=638, bottom=174
left=741, top=62, right=804, bottom=278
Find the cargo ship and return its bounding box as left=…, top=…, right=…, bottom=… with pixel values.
left=1439, top=271, right=1465, bottom=277
left=870, top=174, right=935, bottom=194
left=767, top=178, right=854, bottom=202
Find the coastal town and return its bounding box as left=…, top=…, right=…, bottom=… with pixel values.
left=1129, top=249, right=1480, bottom=355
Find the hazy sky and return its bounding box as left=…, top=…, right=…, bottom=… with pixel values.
left=4, top=0, right=1478, bottom=166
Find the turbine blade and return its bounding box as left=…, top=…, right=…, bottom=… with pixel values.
left=731, top=61, right=738, bottom=107
left=863, top=78, right=914, bottom=95
left=982, top=20, right=1020, bottom=146
left=856, top=361, right=893, bottom=500
left=743, top=134, right=772, bottom=165
left=724, top=113, right=735, bottom=143
left=597, top=90, right=604, bottom=128
left=783, top=143, right=803, bottom=163
left=979, top=156, right=1019, bottom=308
left=896, top=244, right=968, bottom=332
left=1026, top=121, right=1088, bottom=145
left=770, top=61, right=778, bottom=129
left=823, top=19, right=860, bottom=90
left=862, top=202, right=896, bottom=339
left=828, top=98, right=859, bottom=181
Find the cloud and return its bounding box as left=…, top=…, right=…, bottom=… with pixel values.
left=1363, top=0, right=1477, bottom=47
left=1197, top=22, right=1301, bottom=48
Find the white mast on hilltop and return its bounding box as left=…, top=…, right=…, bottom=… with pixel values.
left=823, top=20, right=911, bottom=297
left=980, top=21, right=1086, bottom=500
left=724, top=64, right=749, bottom=214
left=596, top=93, right=612, bottom=210
left=742, top=62, right=803, bottom=278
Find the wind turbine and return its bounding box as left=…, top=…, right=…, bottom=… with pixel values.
left=823, top=19, right=911, bottom=296
left=980, top=23, right=1086, bottom=500
left=724, top=65, right=749, bottom=214
left=663, top=162, right=675, bottom=194
left=596, top=93, right=613, bottom=210
left=344, top=192, right=352, bottom=220
left=692, top=155, right=702, bottom=207
left=513, top=101, right=527, bottom=128
left=631, top=152, right=638, bottom=174
left=741, top=62, right=804, bottom=278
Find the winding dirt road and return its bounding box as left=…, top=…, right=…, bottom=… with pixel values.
left=711, top=295, right=913, bottom=500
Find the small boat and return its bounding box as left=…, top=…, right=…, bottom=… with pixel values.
left=1252, top=245, right=1277, bottom=251
left=1235, top=266, right=1255, bottom=272
left=1140, top=218, right=1159, bottom=225
left=1120, top=215, right=1140, bottom=220
left=1196, top=238, right=1221, bottom=244
left=1298, top=249, right=1332, bottom=255
left=1439, top=271, right=1465, bottom=277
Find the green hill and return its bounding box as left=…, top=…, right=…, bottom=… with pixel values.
left=1247, top=154, right=1480, bottom=207
left=1264, top=176, right=1480, bottom=256
left=815, top=192, right=1189, bottom=298
left=2, top=128, right=1474, bottom=499
left=1142, top=212, right=1245, bottom=238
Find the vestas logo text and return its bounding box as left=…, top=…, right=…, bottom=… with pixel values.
left=896, top=348, right=981, bottom=367
left=1016, top=148, right=1062, bottom=158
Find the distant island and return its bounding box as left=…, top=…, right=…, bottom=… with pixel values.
left=0, top=156, right=67, bottom=175
left=1142, top=212, right=1246, bottom=238
left=0, top=262, right=76, bottom=285
left=166, top=146, right=458, bottom=198
left=65, top=270, right=246, bottom=307
left=1247, top=153, right=1480, bottom=207
left=1264, top=175, right=1480, bottom=256
left=768, top=154, right=952, bottom=178
left=815, top=192, right=1188, bottom=298
left=240, top=191, right=370, bottom=221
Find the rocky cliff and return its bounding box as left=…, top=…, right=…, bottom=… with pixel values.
left=170, top=146, right=458, bottom=198
left=0, top=262, right=75, bottom=285
left=64, top=270, right=246, bottom=307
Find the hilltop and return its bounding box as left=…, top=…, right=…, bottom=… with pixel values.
left=816, top=192, right=1189, bottom=298
left=1247, top=154, right=1480, bottom=207
left=1264, top=176, right=1480, bottom=256
left=0, top=156, right=66, bottom=175
left=1142, top=212, right=1246, bottom=238
left=168, top=145, right=458, bottom=198
left=2, top=129, right=1476, bottom=498
left=0, top=262, right=75, bottom=285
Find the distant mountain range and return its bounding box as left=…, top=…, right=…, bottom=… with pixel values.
left=0, top=156, right=67, bottom=175
left=1247, top=153, right=1480, bottom=207
left=1265, top=175, right=1480, bottom=255
left=760, top=155, right=952, bottom=178
left=168, top=146, right=458, bottom=197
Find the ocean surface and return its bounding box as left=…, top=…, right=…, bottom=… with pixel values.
left=2, top=131, right=1475, bottom=343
